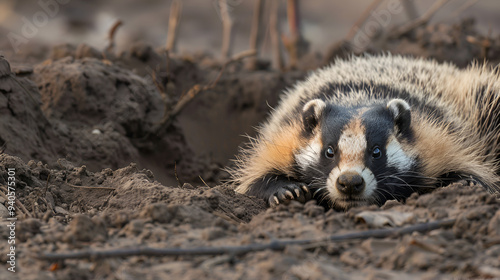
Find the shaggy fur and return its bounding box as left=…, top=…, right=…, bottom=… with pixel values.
left=228, top=54, right=500, bottom=209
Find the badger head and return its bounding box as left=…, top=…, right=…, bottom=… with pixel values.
left=295, top=98, right=419, bottom=210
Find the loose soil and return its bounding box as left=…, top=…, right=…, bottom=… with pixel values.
left=1, top=19, right=500, bottom=279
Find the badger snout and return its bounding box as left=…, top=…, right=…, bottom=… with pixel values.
left=336, top=171, right=365, bottom=195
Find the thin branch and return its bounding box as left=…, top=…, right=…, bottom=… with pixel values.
left=66, top=182, right=115, bottom=191
left=43, top=173, right=51, bottom=197
left=400, top=0, right=419, bottom=20
left=248, top=0, right=265, bottom=69
left=0, top=186, right=32, bottom=218
left=174, top=162, right=182, bottom=187
left=219, top=0, right=234, bottom=59
left=199, top=176, right=210, bottom=188
left=249, top=0, right=265, bottom=51
left=466, top=34, right=492, bottom=60
left=390, top=0, right=451, bottom=38
left=155, top=49, right=256, bottom=131
left=37, top=218, right=456, bottom=261
left=287, top=0, right=300, bottom=37
left=270, top=0, right=284, bottom=70
left=282, top=0, right=309, bottom=68
left=166, top=0, right=182, bottom=52
left=447, top=0, right=480, bottom=20
left=105, top=20, right=123, bottom=53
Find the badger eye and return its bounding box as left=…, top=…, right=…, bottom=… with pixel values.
left=372, top=146, right=382, bottom=159
left=325, top=146, right=335, bottom=159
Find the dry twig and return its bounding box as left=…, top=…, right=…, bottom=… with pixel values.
left=248, top=0, right=266, bottom=69
left=282, top=0, right=309, bottom=68
left=400, top=0, right=419, bottom=20
left=174, top=162, right=182, bottom=187
left=154, top=49, right=256, bottom=131
left=449, top=0, right=479, bottom=19
left=105, top=20, right=123, bottom=53
left=270, top=0, right=284, bottom=70
left=66, top=182, right=115, bottom=191
left=466, top=33, right=492, bottom=60
left=390, top=0, right=451, bottom=38
left=0, top=186, right=32, bottom=218
left=166, top=0, right=183, bottom=52
left=38, top=218, right=456, bottom=261
left=219, top=0, right=234, bottom=59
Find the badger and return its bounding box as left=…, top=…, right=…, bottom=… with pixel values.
left=229, top=54, right=500, bottom=210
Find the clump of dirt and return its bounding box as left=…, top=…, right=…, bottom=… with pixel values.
left=0, top=57, right=64, bottom=165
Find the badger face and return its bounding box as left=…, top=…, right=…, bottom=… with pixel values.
left=295, top=98, right=418, bottom=210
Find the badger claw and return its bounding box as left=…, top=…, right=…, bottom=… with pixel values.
left=268, top=183, right=312, bottom=207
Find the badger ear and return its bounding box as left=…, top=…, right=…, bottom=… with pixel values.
left=302, top=99, right=326, bottom=133
left=387, top=99, right=411, bottom=135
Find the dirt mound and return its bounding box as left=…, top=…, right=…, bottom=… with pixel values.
left=0, top=58, right=64, bottom=164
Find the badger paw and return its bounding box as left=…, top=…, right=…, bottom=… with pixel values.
left=268, top=183, right=312, bottom=207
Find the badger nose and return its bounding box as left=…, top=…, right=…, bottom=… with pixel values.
left=337, top=172, right=365, bottom=195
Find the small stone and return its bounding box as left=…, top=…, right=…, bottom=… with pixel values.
left=140, top=203, right=172, bottom=223
left=381, top=199, right=401, bottom=210
left=123, top=219, right=146, bottom=236
left=50, top=43, right=76, bottom=60
left=407, top=251, right=442, bottom=270
left=201, top=227, right=226, bottom=241
left=340, top=248, right=368, bottom=268
left=75, top=43, right=103, bottom=59
left=18, top=218, right=42, bottom=241
left=64, top=214, right=107, bottom=242
left=304, top=200, right=324, bottom=218
left=479, top=266, right=500, bottom=278
left=54, top=206, right=69, bottom=215
left=361, top=239, right=399, bottom=255
left=488, top=209, right=500, bottom=236
left=0, top=204, right=9, bottom=218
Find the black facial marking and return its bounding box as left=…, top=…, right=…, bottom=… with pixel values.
left=297, top=104, right=351, bottom=179
left=302, top=104, right=319, bottom=135
left=295, top=100, right=426, bottom=209
left=318, top=81, right=446, bottom=123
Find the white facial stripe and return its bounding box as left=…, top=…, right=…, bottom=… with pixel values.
left=361, top=168, right=377, bottom=196
left=386, top=137, right=414, bottom=171
left=295, top=134, right=322, bottom=170
left=326, top=165, right=377, bottom=199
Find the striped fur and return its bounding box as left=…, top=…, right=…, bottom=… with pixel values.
left=228, top=54, right=500, bottom=209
